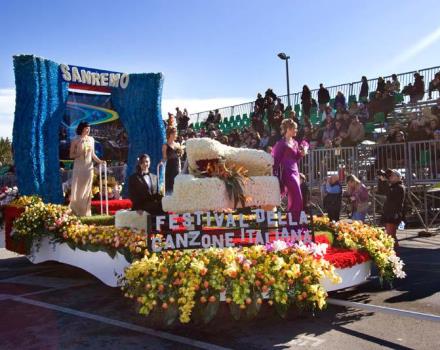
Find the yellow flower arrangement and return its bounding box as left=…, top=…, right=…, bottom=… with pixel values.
left=121, top=245, right=340, bottom=323
left=313, top=216, right=405, bottom=282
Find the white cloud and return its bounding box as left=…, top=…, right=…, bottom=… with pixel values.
left=389, top=25, right=440, bottom=68
left=0, top=89, right=15, bottom=139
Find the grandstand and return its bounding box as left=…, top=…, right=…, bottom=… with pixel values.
left=184, top=65, right=440, bottom=231
left=189, top=65, right=440, bottom=125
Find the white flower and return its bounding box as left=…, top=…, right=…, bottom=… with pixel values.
left=272, top=240, right=288, bottom=252
left=388, top=254, right=406, bottom=278
left=162, top=175, right=280, bottom=213
left=186, top=138, right=273, bottom=176
left=294, top=241, right=328, bottom=257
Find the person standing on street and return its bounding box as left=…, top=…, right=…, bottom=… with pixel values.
left=380, top=170, right=405, bottom=247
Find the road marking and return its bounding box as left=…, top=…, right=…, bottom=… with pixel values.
left=281, top=335, right=325, bottom=347
left=328, top=298, right=440, bottom=323
left=6, top=295, right=231, bottom=350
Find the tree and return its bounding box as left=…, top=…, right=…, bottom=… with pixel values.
left=0, top=137, right=13, bottom=165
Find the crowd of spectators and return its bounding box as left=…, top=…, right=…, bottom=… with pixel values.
left=168, top=70, right=440, bottom=154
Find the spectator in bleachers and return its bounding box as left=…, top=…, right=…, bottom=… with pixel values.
left=402, top=83, right=413, bottom=97
left=376, top=77, right=386, bottom=93
left=255, top=93, right=265, bottom=110
left=341, top=111, right=352, bottom=130
left=359, top=76, right=369, bottom=101
left=334, top=119, right=346, bottom=136
left=333, top=91, right=346, bottom=110
left=301, top=85, right=312, bottom=123
left=267, top=129, right=280, bottom=147
left=411, top=73, right=425, bottom=103
left=288, top=110, right=300, bottom=125
left=176, top=107, right=183, bottom=121
left=321, top=105, right=334, bottom=122
left=274, top=98, right=285, bottom=113
left=259, top=131, right=270, bottom=149
left=266, top=97, right=276, bottom=125
left=318, top=83, right=330, bottom=113
left=407, top=119, right=427, bottom=141
left=348, top=101, right=359, bottom=117
left=390, top=74, right=400, bottom=93
left=272, top=110, right=283, bottom=132
left=357, top=103, right=369, bottom=123
left=251, top=109, right=265, bottom=135
left=206, top=110, right=215, bottom=124
left=428, top=72, right=440, bottom=99
left=265, top=88, right=277, bottom=102
left=346, top=116, right=365, bottom=146
left=322, top=122, right=335, bottom=146
left=302, top=125, right=314, bottom=143
left=181, top=109, right=190, bottom=130
left=385, top=80, right=393, bottom=94
left=214, top=109, right=222, bottom=124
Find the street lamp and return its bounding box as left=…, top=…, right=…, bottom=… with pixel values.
left=277, top=52, right=291, bottom=107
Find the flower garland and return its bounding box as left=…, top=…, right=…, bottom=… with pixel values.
left=121, top=244, right=341, bottom=323
left=313, top=216, right=406, bottom=282
left=12, top=198, right=148, bottom=261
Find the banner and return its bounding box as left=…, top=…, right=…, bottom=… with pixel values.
left=60, top=64, right=129, bottom=89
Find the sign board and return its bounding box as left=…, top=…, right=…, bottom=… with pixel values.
left=148, top=209, right=312, bottom=252
left=60, top=64, right=129, bottom=89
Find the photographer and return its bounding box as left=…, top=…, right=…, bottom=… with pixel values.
left=378, top=169, right=405, bottom=247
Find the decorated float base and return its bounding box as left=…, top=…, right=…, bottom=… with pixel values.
left=28, top=236, right=372, bottom=292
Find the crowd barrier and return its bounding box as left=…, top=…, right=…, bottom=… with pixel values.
left=190, top=65, right=440, bottom=123
left=299, top=140, right=440, bottom=187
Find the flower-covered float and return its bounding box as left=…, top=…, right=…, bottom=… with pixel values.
left=8, top=139, right=405, bottom=325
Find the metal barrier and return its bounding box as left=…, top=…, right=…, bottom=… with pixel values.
left=355, top=142, right=408, bottom=184
left=306, top=147, right=356, bottom=186
left=298, top=140, right=440, bottom=187
left=190, top=65, right=440, bottom=122
left=408, top=140, right=440, bottom=184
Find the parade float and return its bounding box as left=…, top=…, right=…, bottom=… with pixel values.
left=6, top=54, right=405, bottom=325
left=8, top=137, right=405, bottom=325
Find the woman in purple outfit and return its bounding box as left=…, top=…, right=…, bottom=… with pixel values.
left=272, top=119, right=308, bottom=221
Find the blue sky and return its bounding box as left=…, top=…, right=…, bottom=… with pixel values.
left=1, top=0, right=440, bottom=137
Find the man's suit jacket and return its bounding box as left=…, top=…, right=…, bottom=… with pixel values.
left=127, top=171, right=162, bottom=213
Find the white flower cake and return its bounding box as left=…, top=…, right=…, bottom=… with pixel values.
left=115, top=210, right=149, bottom=230
left=185, top=138, right=273, bottom=176
left=162, top=175, right=280, bottom=213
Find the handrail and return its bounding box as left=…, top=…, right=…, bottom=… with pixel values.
left=189, top=65, right=440, bottom=122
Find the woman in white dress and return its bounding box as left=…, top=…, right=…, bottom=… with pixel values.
left=69, top=122, right=105, bottom=216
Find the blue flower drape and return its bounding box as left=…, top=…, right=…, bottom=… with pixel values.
left=111, top=73, right=165, bottom=192
left=13, top=55, right=68, bottom=203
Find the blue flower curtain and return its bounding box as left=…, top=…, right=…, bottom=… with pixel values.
left=12, top=55, right=165, bottom=203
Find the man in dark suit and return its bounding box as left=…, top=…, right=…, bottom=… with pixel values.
left=128, top=154, right=163, bottom=215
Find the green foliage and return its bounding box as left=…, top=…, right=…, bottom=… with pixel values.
left=79, top=215, right=115, bottom=226
left=0, top=137, right=13, bottom=165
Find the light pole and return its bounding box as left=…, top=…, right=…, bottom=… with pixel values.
left=277, top=52, right=291, bottom=107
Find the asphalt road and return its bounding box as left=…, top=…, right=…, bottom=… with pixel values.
left=1, top=229, right=439, bottom=350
